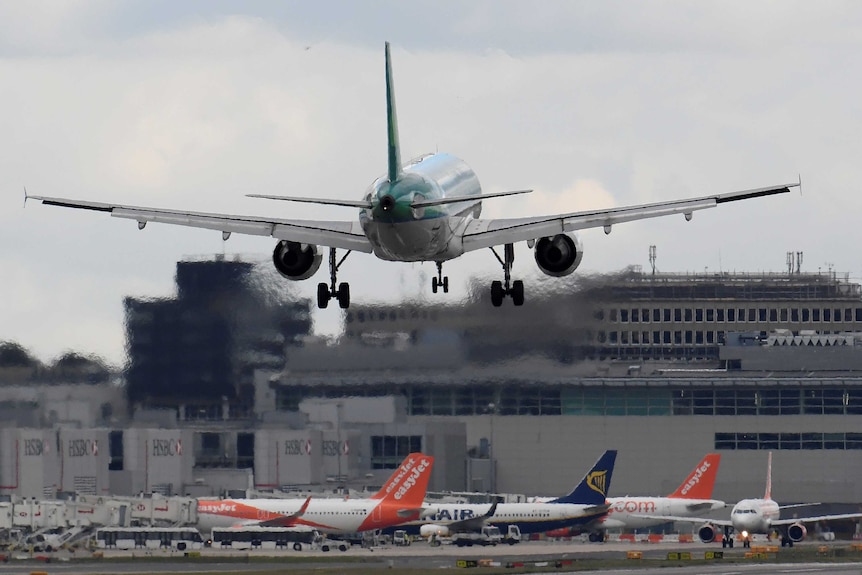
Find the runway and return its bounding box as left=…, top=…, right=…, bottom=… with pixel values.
left=0, top=539, right=860, bottom=574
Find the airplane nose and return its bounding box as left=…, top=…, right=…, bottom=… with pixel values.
left=380, top=194, right=396, bottom=212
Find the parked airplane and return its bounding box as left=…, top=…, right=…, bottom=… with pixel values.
left=546, top=453, right=724, bottom=541
left=638, top=452, right=862, bottom=548
left=196, top=452, right=433, bottom=535
left=28, top=43, right=797, bottom=309
left=390, top=450, right=616, bottom=540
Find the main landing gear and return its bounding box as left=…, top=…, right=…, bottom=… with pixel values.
left=432, top=261, right=449, bottom=293
left=489, top=243, right=524, bottom=307
left=721, top=526, right=734, bottom=548
left=317, top=248, right=352, bottom=309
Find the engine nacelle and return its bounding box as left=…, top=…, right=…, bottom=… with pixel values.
left=272, top=241, right=322, bottom=280
left=697, top=523, right=717, bottom=543
left=533, top=233, right=584, bottom=277
left=787, top=522, right=807, bottom=542
left=419, top=524, right=450, bottom=538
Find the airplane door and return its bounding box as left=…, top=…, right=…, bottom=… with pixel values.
left=372, top=504, right=383, bottom=523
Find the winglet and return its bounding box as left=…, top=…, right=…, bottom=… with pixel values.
left=548, top=450, right=617, bottom=505
left=371, top=452, right=434, bottom=508
left=764, top=451, right=773, bottom=500
left=23, top=186, right=28, bottom=207
left=384, top=41, right=402, bottom=183
left=667, top=454, right=721, bottom=499
left=798, top=174, right=803, bottom=196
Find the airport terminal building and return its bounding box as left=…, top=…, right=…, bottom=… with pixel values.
left=3, top=258, right=862, bottom=519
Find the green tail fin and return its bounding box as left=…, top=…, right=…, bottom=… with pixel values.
left=385, top=42, right=402, bottom=183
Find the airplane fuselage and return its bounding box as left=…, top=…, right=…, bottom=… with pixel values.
left=197, top=497, right=409, bottom=534
left=388, top=501, right=605, bottom=536
left=360, top=153, right=482, bottom=262
left=600, top=496, right=726, bottom=530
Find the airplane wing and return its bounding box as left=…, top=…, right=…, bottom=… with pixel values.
left=255, top=497, right=313, bottom=528
left=461, top=182, right=798, bottom=253
left=771, top=512, right=862, bottom=526
left=633, top=514, right=734, bottom=528
left=27, top=196, right=373, bottom=253
left=430, top=501, right=498, bottom=534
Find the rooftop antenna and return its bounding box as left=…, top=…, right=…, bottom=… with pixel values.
left=648, top=245, right=656, bottom=275
left=796, top=251, right=803, bottom=274
left=786, top=251, right=793, bottom=275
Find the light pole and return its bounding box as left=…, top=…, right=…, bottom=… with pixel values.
left=487, top=402, right=496, bottom=493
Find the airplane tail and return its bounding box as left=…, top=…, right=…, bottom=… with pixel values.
left=548, top=450, right=617, bottom=505
left=384, top=41, right=403, bottom=183
left=764, top=451, right=773, bottom=500
left=371, top=452, right=434, bottom=507
left=667, top=453, right=721, bottom=499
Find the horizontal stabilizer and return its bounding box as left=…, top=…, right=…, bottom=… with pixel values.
left=410, top=189, right=532, bottom=209
left=246, top=194, right=373, bottom=209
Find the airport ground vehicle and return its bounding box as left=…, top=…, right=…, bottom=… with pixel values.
left=392, top=529, right=411, bottom=546
left=210, top=526, right=326, bottom=551
left=94, top=527, right=205, bottom=550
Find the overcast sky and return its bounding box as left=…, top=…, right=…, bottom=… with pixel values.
left=1, top=1, right=858, bottom=366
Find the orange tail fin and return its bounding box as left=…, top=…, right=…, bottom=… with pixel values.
left=371, top=452, right=434, bottom=506
left=667, top=453, right=721, bottom=499
left=764, top=451, right=772, bottom=500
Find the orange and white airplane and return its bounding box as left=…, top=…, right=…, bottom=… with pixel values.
left=640, top=452, right=862, bottom=548
left=544, top=453, right=724, bottom=542
left=196, top=452, right=433, bottom=535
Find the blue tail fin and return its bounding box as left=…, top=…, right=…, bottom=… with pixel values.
left=548, top=450, right=617, bottom=505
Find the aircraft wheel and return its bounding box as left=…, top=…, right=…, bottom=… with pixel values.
left=317, top=283, right=330, bottom=309
left=512, top=280, right=524, bottom=306
left=337, top=282, right=350, bottom=308
left=432, top=277, right=438, bottom=293
left=442, top=277, right=449, bottom=293
left=490, top=281, right=504, bottom=307
left=588, top=532, right=598, bottom=543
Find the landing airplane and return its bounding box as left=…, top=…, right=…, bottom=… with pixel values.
left=546, top=453, right=725, bottom=541
left=390, top=450, right=616, bottom=540
left=638, top=452, right=862, bottom=548
left=196, top=452, right=433, bottom=534
left=28, top=43, right=798, bottom=309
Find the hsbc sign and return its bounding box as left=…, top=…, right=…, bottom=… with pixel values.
left=152, top=439, right=183, bottom=457
left=23, top=439, right=49, bottom=457
left=68, top=439, right=99, bottom=457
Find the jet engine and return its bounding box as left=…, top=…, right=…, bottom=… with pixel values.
left=786, top=523, right=807, bottom=542
left=272, top=240, right=322, bottom=280
left=697, top=523, right=717, bottom=543
left=533, top=233, right=584, bottom=277
left=419, top=524, right=450, bottom=538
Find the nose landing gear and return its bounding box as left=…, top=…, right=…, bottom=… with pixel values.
left=317, top=248, right=352, bottom=309
left=431, top=262, right=449, bottom=293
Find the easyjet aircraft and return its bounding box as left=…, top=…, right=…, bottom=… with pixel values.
left=196, top=452, right=433, bottom=534
left=29, top=43, right=797, bottom=309
left=639, top=452, right=862, bottom=548
left=543, top=453, right=724, bottom=542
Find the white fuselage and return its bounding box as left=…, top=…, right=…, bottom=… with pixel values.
left=600, top=496, right=726, bottom=530
left=395, top=501, right=604, bottom=536
left=730, top=498, right=780, bottom=534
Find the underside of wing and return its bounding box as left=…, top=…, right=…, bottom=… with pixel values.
left=462, top=182, right=797, bottom=253
left=633, top=514, right=733, bottom=528
left=771, top=512, right=862, bottom=526
left=30, top=196, right=373, bottom=253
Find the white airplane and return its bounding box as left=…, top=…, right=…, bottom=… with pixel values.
left=29, top=42, right=798, bottom=310
left=391, top=450, right=616, bottom=540
left=196, top=452, right=433, bottom=535
left=639, top=452, right=862, bottom=548
left=539, top=453, right=724, bottom=542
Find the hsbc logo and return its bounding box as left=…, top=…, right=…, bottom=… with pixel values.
left=23, top=439, right=49, bottom=457
left=284, top=439, right=311, bottom=456
left=152, top=439, right=183, bottom=457
left=68, top=439, right=99, bottom=457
